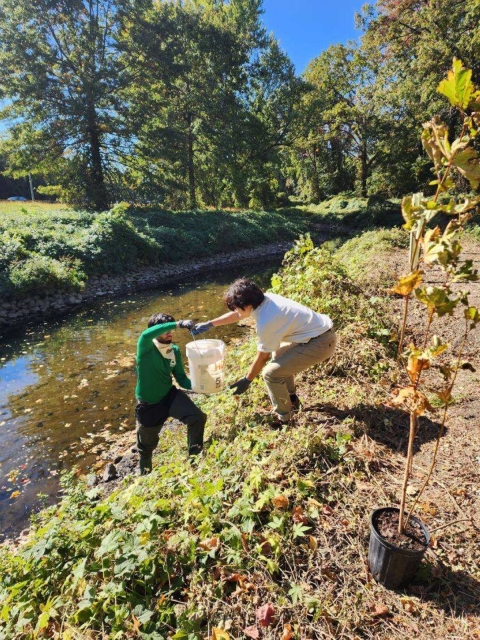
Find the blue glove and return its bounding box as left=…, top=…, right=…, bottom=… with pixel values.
left=191, top=321, right=214, bottom=336
left=229, top=377, right=251, bottom=395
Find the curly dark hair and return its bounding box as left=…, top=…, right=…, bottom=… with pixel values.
left=223, top=278, right=265, bottom=311
left=148, top=312, right=175, bottom=328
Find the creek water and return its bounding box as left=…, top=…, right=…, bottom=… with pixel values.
left=0, top=261, right=280, bottom=540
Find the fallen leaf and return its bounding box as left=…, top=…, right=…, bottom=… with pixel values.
left=322, top=504, right=334, bottom=517
left=243, top=627, right=259, bottom=639
left=132, top=615, right=140, bottom=634
left=292, top=506, right=308, bottom=524
left=308, top=535, right=318, bottom=551
left=401, top=597, right=416, bottom=613
left=281, top=623, right=294, bottom=640
left=198, top=537, right=220, bottom=551
left=211, top=629, right=230, bottom=640
left=272, top=495, right=289, bottom=509
left=10, top=490, right=21, bottom=499
left=370, top=603, right=390, bottom=618
left=406, top=485, right=418, bottom=496
left=420, top=502, right=437, bottom=516
left=256, top=603, right=275, bottom=628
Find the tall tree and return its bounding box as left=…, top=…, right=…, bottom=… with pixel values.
left=121, top=0, right=305, bottom=210
left=0, top=0, right=126, bottom=210
left=356, top=0, right=480, bottom=195
left=295, top=44, right=392, bottom=198
left=120, top=0, right=266, bottom=209
left=359, top=0, right=480, bottom=114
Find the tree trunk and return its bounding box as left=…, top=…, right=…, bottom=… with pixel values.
left=360, top=140, right=368, bottom=198
left=186, top=112, right=197, bottom=210
left=310, top=147, right=322, bottom=203
left=86, top=102, right=109, bottom=211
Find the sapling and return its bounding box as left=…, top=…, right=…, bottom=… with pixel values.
left=390, top=59, right=480, bottom=534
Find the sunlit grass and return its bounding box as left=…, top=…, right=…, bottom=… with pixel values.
left=0, top=200, right=72, bottom=216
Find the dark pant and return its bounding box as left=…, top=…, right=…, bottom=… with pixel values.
left=135, top=388, right=206, bottom=463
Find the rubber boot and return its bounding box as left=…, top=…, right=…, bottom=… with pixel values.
left=139, top=454, right=152, bottom=476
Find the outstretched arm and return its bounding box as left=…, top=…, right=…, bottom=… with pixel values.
left=210, top=310, right=242, bottom=327
left=192, top=310, right=241, bottom=335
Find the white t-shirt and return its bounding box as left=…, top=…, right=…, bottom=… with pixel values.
left=251, top=293, right=333, bottom=353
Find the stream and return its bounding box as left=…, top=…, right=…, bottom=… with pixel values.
left=0, top=261, right=280, bottom=540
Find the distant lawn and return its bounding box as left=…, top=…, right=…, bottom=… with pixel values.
left=0, top=200, right=72, bottom=215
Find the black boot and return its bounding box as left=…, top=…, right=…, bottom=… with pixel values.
left=139, top=454, right=152, bottom=476
left=290, top=394, right=301, bottom=411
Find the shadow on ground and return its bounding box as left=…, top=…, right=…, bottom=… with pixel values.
left=302, top=402, right=447, bottom=455
left=408, top=558, right=480, bottom=618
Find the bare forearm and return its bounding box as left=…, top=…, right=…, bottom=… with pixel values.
left=246, top=351, right=270, bottom=381
left=210, top=310, right=241, bottom=327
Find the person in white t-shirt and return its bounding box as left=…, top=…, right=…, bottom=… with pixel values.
left=192, top=278, right=337, bottom=426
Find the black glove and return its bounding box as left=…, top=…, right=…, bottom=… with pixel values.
left=229, top=377, right=251, bottom=395
left=191, top=321, right=214, bottom=336
left=177, top=319, right=195, bottom=330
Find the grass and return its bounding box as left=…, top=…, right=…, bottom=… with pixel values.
left=0, top=201, right=72, bottom=214
left=297, top=195, right=403, bottom=230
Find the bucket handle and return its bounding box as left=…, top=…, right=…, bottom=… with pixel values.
left=190, top=331, right=204, bottom=358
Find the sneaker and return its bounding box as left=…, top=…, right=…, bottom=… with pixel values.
left=290, top=394, right=301, bottom=411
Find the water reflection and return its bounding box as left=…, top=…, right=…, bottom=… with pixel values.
left=0, top=263, right=279, bottom=539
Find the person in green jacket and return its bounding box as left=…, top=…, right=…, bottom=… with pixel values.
left=135, top=312, right=206, bottom=474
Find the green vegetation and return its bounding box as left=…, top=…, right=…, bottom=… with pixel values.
left=302, top=196, right=403, bottom=230
left=0, top=233, right=398, bottom=639
left=0, top=204, right=316, bottom=299
left=336, top=227, right=407, bottom=288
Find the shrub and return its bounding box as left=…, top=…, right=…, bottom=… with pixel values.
left=8, top=255, right=85, bottom=297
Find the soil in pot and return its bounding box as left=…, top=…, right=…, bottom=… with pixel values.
left=376, top=509, right=428, bottom=551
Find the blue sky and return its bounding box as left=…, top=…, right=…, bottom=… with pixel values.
left=261, top=0, right=366, bottom=73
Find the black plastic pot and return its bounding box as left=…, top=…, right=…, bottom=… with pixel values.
left=369, top=507, right=430, bottom=589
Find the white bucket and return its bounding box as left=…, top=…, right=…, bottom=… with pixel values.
left=186, top=339, right=225, bottom=394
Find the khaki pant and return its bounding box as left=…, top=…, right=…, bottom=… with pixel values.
left=262, top=329, right=337, bottom=420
